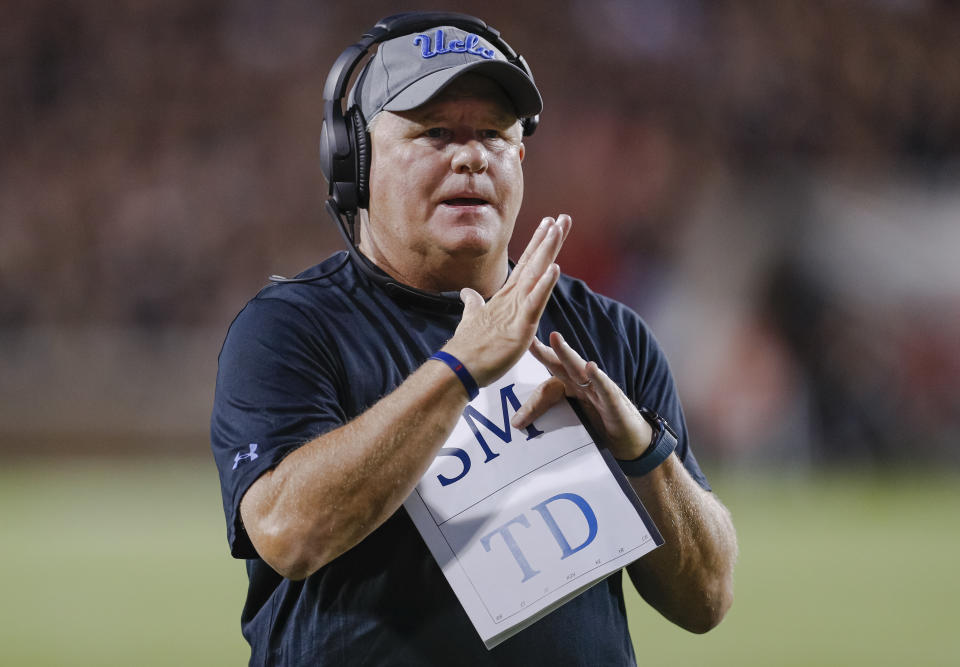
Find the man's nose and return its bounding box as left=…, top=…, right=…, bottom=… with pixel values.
left=452, top=141, right=488, bottom=174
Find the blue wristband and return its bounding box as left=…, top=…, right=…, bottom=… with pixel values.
left=429, top=351, right=479, bottom=401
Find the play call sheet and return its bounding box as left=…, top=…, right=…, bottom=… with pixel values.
left=403, top=351, right=663, bottom=649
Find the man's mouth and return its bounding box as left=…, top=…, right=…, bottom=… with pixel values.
left=443, top=198, right=489, bottom=206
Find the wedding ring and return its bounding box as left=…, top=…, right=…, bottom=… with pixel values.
left=577, top=379, right=592, bottom=388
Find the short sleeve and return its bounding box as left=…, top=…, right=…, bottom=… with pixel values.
left=630, top=317, right=712, bottom=492
left=210, top=297, right=346, bottom=558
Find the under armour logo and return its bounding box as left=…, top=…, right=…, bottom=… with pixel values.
left=233, top=443, right=259, bottom=470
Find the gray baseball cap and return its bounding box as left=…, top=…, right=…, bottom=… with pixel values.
left=349, top=26, right=543, bottom=121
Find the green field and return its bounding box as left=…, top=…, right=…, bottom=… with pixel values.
left=1, top=459, right=957, bottom=666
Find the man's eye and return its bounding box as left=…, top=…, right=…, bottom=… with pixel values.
left=425, top=128, right=450, bottom=139
left=480, top=129, right=501, bottom=140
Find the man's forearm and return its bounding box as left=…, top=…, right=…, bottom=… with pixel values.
left=240, top=360, right=469, bottom=579
left=240, top=217, right=567, bottom=580
left=625, top=455, right=737, bottom=633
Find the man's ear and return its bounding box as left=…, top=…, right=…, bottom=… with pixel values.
left=518, top=143, right=525, bottom=162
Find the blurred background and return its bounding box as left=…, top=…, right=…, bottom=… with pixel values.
left=2, top=0, right=958, bottom=664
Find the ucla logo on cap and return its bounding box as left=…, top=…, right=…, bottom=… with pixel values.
left=413, top=29, right=495, bottom=60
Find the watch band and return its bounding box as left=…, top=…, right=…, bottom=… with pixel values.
left=616, top=408, right=678, bottom=477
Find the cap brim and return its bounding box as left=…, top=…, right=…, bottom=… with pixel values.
left=381, top=60, right=543, bottom=118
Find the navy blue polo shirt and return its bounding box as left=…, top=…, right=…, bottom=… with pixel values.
left=211, top=251, right=710, bottom=666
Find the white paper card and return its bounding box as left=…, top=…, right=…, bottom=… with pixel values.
left=403, top=351, right=663, bottom=649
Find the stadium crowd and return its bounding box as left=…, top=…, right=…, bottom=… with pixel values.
left=2, top=0, right=958, bottom=466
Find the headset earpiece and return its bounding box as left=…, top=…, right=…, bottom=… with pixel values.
left=319, top=100, right=359, bottom=213
left=350, top=108, right=371, bottom=210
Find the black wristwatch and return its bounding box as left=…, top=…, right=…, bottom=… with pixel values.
left=616, top=407, right=678, bottom=477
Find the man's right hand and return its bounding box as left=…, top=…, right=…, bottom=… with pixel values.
left=443, top=214, right=571, bottom=388
left=240, top=214, right=570, bottom=579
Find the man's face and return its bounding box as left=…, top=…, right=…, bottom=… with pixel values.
left=364, top=75, right=526, bottom=275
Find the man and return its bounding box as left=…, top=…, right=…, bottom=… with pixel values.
left=212, top=16, right=736, bottom=666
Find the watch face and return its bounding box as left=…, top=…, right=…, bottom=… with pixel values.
left=638, top=406, right=660, bottom=426
left=639, top=407, right=677, bottom=439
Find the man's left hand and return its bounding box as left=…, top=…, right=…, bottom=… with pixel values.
left=510, top=332, right=654, bottom=460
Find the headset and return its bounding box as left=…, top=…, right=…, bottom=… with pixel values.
left=319, top=11, right=539, bottom=238
left=295, top=12, right=539, bottom=311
